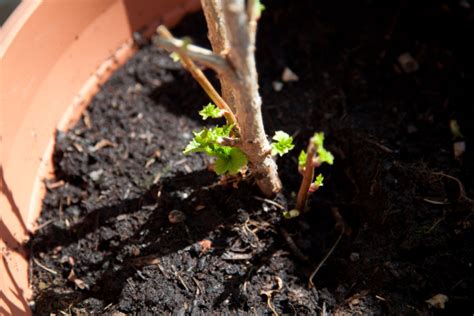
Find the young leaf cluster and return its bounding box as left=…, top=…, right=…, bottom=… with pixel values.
left=184, top=104, right=247, bottom=175
left=255, top=0, right=266, bottom=18
left=309, top=174, right=324, bottom=192
left=299, top=132, right=334, bottom=168
left=311, top=132, right=334, bottom=165
left=298, top=150, right=307, bottom=167
left=271, top=131, right=295, bottom=156
left=298, top=132, right=334, bottom=194
left=199, top=103, right=224, bottom=120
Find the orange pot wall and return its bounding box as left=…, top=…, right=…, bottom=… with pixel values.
left=0, top=1, right=200, bottom=314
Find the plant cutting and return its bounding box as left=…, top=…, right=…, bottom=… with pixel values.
left=156, top=0, right=291, bottom=197
left=157, top=0, right=335, bottom=213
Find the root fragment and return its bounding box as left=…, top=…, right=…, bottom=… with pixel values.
left=260, top=276, right=284, bottom=316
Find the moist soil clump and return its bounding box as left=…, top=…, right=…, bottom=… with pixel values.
left=31, top=1, right=473, bottom=314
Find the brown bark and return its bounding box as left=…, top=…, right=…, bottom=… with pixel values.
left=221, top=0, right=282, bottom=196
left=201, top=0, right=236, bottom=112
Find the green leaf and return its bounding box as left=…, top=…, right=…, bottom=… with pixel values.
left=183, top=128, right=215, bottom=154
left=309, top=174, right=324, bottom=193
left=199, top=103, right=223, bottom=120
left=183, top=138, right=201, bottom=154
left=212, top=124, right=233, bottom=138
left=214, top=148, right=248, bottom=175
left=183, top=124, right=236, bottom=156
left=298, top=150, right=307, bottom=167
left=313, top=174, right=324, bottom=187
left=312, top=132, right=325, bottom=147
left=317, top=147, right=334, bottom=165
left=254, top=0, right=265, bottom=18
left=271, top=131, right=295, bottom=156
left=311, top=132, right=334, bottom=165
left=170, top=52, right=180, bottom=62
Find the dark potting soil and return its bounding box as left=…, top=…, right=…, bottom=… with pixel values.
left=30, top=1, right=473, bottom=315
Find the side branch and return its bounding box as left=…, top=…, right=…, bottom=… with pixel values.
left=155, top=37, right=231, bottom=75
left=157, top=25, right=237, bottom=126
left=295, top=142, right=320, bottom=212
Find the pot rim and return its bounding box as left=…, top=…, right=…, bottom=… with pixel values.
left=0, top=1, right=200, bottom=315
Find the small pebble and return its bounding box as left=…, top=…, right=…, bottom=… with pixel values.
left=350, top=252, right=360, bottom=262
left=182, top=132, right=192, bottom=140
left=282, top=67, right=299, bottom=82
left=426, top=294, right=448, bottom=309
left=397, top=52, right=419, bottom=73
left=195, top=205, right=205, bottom=211
left=168, top=210, right=186, bottom=224
left=177, top=191, right=190, bottom=200
left=453, top=141, right=465, bottom=159
left=272, top=81, right=284, bottom=91
left=131, top=245, right=141, bottom=257
left=89, top=169, right=104, bottom=182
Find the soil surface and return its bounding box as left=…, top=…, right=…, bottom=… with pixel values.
left=30, top=1, right=473, bottom=315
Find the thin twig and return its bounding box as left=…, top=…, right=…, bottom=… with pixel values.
left=36, top=219, right=54, bottom=231
left=308, top=229, right=344, bottom=288
left=155, top=37, right=230, bottom=73
left=243, top=219, right=261, bottom=248
left=433, top=171, right=474, bottom=209
left=253, top=196, right=285, bottom=210
left=33, top=258, right=58, bottom=275
left=423, top=198, right=450, bottom=205
left=260, top=276, right=283, bottom=316
left=171, top=265, right=190, bottom=292
left=157, top=25, right=237, bottom=126
left=192, top=276, right=204, bottom=295
left=432, top=172, right=467, bottom=198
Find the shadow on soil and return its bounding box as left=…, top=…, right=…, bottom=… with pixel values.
left=31, top=169, right=304, bottom=312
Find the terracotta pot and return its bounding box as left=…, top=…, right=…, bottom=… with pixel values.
left=0, top=1, right=200, bottom=314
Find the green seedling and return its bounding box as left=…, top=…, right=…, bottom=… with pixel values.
left=284, top=132, right=334, bottom=218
